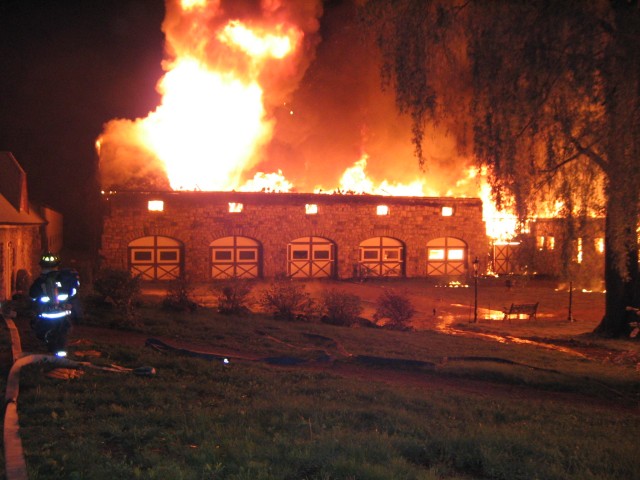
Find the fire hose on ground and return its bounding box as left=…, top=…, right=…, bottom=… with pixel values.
left=2, top=312, right=156, bottom=480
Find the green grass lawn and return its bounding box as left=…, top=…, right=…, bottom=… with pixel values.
left=4, top=282, right=640, bottom=480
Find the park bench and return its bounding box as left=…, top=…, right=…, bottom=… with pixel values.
left=502, top=302, right=539, bottom=322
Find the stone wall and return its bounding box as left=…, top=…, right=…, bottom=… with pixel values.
left=0, top=226, right=42, bottom=301
left=101, top=191, right=488, bottom=281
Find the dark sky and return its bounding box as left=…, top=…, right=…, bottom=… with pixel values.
left=0, top=0, right=166, bottom=250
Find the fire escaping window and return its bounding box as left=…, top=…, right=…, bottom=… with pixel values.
left=305, top=204, right=318, bottom=214
left=595, top=238, right=604, bottom=254
left=376, top=205, right=389, bottom=216
left=441, top=206, right=453, bottom=217
left=576, top=238, right=583, bottom=263
left=148, top=200, right=164, bottom=212
left=537, top=236, right=555, bottom=250
left=228, top=203, right=243, bottom=213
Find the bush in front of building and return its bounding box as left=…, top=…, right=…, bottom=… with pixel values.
left=91, top=268, right=141, bottom=326
left=214, top=278, right=253, bottom=315
left=163, top=275, right=198, bottom=312
left=320, top=288, right=363, bottom=326
left=373, top=289, right=415, bottom=330
left=259, top=275, right=315, bottom=321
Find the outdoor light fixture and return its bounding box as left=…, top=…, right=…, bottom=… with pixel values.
left=473, top=256, right=479, bottom=323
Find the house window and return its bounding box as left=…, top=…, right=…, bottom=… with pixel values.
left=537, top=236, right=545, bottom=250
left=363, top=250, right=379, bottom=260
left=305, top=204, right=318, bottom=214
left=577, top=238, right=583, bottom=263
left=595, top=238, right=604, bottom=253
left=148, top=200, right=164, bottom=212
left=428, top=249, right=445, bottom=260
left=448, top=249, right=465, bottom=260
left=159, top=251, right=178, bottom=261
left=228, top=203, right=243, bottom=213
left=384, top=249, right=399, bottom=260
left=238, top=250, right=256, bottom=260
left=547, top=237, right=555, bottom=250
left=314, top=250, right=330, bottom=260
left=376, top=205, right=389, bottom=215
left=292, top=250, right=309, bottom=260
left=214, top=251, right=233, bottom=261
left=441, top=206, right=453, bottom=216
left=134, top=251, right=153, bottom=261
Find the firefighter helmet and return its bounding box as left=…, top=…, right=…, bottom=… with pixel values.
left=39, top=252, right=60, bottom=268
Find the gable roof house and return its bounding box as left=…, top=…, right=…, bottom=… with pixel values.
left=0, top=152, right=60, bottom=301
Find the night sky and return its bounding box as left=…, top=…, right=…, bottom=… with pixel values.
left=0, top=0, right=166, bottom=250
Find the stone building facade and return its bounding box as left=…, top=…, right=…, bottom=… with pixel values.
left=0, top=152, right=49, bottom=301
left=101, top=191, right=488, bottom=282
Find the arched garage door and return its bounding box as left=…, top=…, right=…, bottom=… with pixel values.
left=128, top=236, right=183, bottom=280
left=288, top=237, right=335, bottom=278
left=210, top=236, right=261, bottom=279
left=427, top=237, right=467, bottom=276
left=358, top=237, right=404, bottom=277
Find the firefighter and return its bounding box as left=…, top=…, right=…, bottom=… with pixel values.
left=29, top=252, right=80, bottom=354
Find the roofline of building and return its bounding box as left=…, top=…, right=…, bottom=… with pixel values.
left=102, top=190, right=483, bottom=206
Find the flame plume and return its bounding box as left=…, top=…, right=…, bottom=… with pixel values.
left=98, top=0, right=319, bottom=192
left=96, top=1, right=525, bottom=242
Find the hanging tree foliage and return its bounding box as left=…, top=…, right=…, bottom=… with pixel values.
left=361, top=0, right=640, bottom=336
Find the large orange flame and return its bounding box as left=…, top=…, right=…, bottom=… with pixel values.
left=97, top=1, right=524, bottom=243
left=98, top=0, right=307, bottom=192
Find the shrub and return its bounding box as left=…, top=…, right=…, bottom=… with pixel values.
left=92, top=269, right=141, bottom=326
left=259, top=276, right=314, bottom=321
left=320, top=288, right=363, bottom=326
left=214, top=278, right=253, bottom=315
left=373, top=289, right=415, bottom=330
left=163, top=275, right=198, bottom=312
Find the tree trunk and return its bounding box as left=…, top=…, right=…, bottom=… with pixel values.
left=594, top=199, right=638, bottom=337
left=593, top=0, right=640, bottom=337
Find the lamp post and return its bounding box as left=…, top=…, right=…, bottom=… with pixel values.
left=473, top=257, right=479, bottom=323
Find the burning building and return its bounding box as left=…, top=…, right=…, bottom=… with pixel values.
left=95, top=1, right=605, bottom=287
left=101, top=190, right=486, bottom=282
